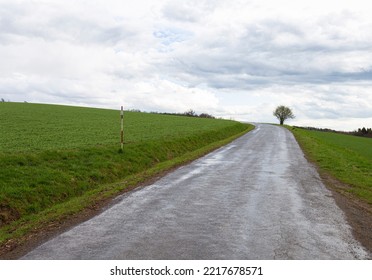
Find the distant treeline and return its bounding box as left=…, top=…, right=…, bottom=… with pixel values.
left=352, top=127, right=372, bottom=138
left=1, top=99, right=27, bottom=103
left=130, top=109, right=216, bottom=119
left=295, top=126, right=372, bottom=138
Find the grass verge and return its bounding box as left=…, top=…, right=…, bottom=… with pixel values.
left=287, top=126, right=372, bottom=204
left=0, top=103, right=253, bottom=254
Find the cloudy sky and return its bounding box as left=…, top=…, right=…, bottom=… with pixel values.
left=1, top=0, right=372, bottom=130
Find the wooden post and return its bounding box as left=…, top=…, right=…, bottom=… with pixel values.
left=120, top=106, right=124, bottom=151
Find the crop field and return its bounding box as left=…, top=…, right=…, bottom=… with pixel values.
left=0, top=102, right=244, bottom=151
left=0, top=102, right=252, bottom=247
left=290, top=127, right=372, bottom=204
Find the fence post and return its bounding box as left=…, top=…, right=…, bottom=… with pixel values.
left=120, top=106, right=124, bottom=151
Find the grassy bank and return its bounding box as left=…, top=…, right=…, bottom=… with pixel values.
left=289, top=126, right=372, bottom=204
left=0, top=103, right=253, bottom=247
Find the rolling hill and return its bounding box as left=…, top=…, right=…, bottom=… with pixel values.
left=0, top=102, right=253, bottom=249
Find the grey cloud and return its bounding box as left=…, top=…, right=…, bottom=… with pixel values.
left=48, top=16, right=136, bottom=45
left=302, top=104, right=372, bottom=120
left=163, top=7, right=199, bottom=23
left=0, top=2, right=63, bottom=42
left=0, top=75, right=107, bottom=107
left=157, top=14, right=372, bottom=91
left=1, top=0, right=372, bottom=131
left=326, top=70, right=372, bottom=82
left=300, top=90, right=372, bottom=119
left=301, top=102, right=343, bottom=119
left=0, top=4, right=30, bottom=44
left=162, top=0, right=218, bottom=23
left=0, top=3, right=135, bottom=45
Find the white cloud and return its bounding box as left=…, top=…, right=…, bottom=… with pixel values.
left=1, top=0, right=372, bottom=130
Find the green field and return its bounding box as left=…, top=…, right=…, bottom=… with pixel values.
left=0, top=102, right=252, bottom=247
left=290, top=127, right=372, bottom=204
left=0, top=103, right=245, bottom=151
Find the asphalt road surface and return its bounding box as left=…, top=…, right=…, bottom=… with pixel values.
left=22, top=124, right=370, bottom=259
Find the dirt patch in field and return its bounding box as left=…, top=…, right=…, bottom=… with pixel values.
left=0, top=205, right=20, bottom=227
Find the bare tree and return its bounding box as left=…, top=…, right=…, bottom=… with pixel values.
left=184, top=109, right=197, bottom=117
left=273, top=105, right=295, bottom=125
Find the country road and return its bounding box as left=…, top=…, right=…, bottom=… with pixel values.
left=22, top=124, right=370, bottom=259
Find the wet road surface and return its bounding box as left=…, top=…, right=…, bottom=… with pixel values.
left=22, top=124, right=370, bottom=259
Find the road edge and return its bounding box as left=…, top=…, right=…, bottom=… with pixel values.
left=284, top=125, right=372, bottom=255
